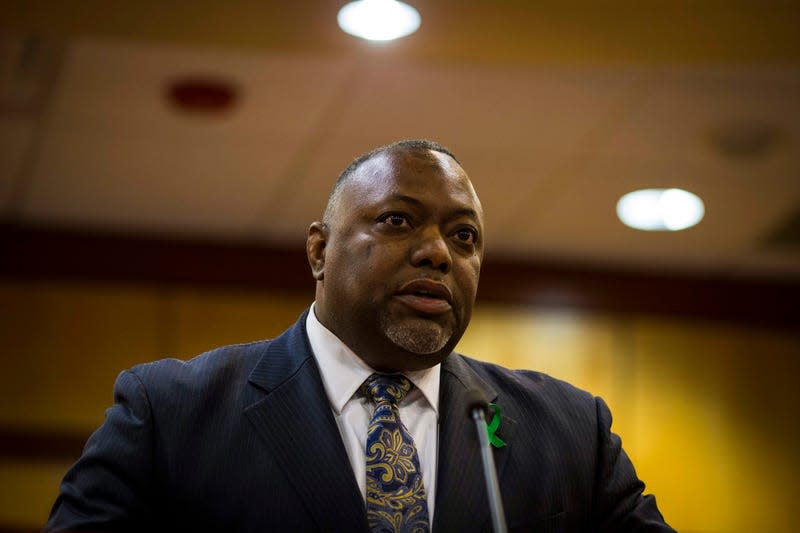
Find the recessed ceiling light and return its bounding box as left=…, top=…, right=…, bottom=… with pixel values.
left=337, top=0, right=421, bottom=42
left=616, top=188, right=705, bottom=231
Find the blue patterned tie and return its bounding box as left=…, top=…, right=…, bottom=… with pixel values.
left=364, top=373, right=431, bottom=533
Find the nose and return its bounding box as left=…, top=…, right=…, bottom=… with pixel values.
left=410, top=226, right=452, bottom=274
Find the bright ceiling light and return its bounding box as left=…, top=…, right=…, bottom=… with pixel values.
left=616, top=188, right=705, bottom=231
left=337, top=0, right=421, bottom=42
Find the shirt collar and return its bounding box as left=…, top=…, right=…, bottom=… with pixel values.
left=306, top=303, right=441, bottom=416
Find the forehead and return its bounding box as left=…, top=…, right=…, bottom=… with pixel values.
left=340, top=148, right=483, bottom=219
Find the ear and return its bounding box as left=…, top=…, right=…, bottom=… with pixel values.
left=307, top=221, right=328, bottom=280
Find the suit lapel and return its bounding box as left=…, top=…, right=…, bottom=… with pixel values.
left=433, top=354, right=515, bottom=533
left=244, top=311, right=367, bottom=532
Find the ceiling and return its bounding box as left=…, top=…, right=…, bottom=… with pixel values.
left=2, top=1, right=800, bottom=280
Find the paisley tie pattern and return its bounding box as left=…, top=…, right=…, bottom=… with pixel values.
left=364, top=373, right=430, bottom=533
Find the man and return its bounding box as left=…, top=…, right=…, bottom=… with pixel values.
left=46, top=140, right=674, bottom=532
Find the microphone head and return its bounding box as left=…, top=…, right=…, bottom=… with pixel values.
left=465, top=388, right=489, bottom=418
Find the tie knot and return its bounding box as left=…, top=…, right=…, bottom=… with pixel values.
left=364, top=373, right=412, bottom=406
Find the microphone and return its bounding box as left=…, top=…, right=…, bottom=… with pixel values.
left=466, top=389, right=508, bottom=533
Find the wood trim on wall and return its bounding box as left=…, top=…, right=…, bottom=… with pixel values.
left=0, top=427, right=87, bottom=462
left=2, top=222, right=798, bottom=330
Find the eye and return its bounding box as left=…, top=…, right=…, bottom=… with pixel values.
left=378, top=213, right=411, bottom=228
left=454, top=227, right=478, bottom=245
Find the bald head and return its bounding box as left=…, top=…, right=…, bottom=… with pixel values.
left=323, top=139, right=460, bottom=224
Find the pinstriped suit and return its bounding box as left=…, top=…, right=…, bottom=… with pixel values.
left=46, top=309, right=674, bottom=532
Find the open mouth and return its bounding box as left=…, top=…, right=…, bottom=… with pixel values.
left=395, top=279, right=453, bottom=315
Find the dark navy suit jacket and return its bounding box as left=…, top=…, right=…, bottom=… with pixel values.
left=46, top=310, right=674, bottom=532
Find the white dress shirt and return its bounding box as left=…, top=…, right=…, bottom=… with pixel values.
left=305, top=303, right=440, bottom=520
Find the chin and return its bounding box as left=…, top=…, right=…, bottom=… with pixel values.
left=382, top=316, right=456, bottom=356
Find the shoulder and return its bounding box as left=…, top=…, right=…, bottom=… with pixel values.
left=456, top=353, right=595, bottom=403
left=117, top=339, right=274, bottom=413
left=452, top=353, right=600, bottom=429
left=130, top=339, right=271, bottom=386
left=115, top=309, right=312, bottom=417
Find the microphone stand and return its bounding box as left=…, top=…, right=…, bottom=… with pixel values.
left=468, top=391, right=508, bottom=533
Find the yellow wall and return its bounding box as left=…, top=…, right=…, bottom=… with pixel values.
left=1, top=279, right=798, bottom=531
left=460, top=307, right=800, bottom=532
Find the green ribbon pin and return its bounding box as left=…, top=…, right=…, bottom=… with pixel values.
left=486, top=402, right=507, bottom=448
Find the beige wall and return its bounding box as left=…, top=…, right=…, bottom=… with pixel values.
left=1, top=279, right=798, bottom=531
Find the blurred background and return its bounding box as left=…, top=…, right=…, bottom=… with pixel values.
left=1, top=1, right=799, bottom=531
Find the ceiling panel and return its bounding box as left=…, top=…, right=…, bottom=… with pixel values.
left=276, top=63, right=647, bottom=246
left=1, top=0, right=799, bottom=279
left=20, top=40, right=357, bottom=236
left=599, top=67, right=800, bottom=164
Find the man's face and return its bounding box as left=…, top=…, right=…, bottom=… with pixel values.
left=309, top=148, right=484, bottom=372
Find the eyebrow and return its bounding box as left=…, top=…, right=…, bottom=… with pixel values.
left=389, top=194, right=481, bottom=222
